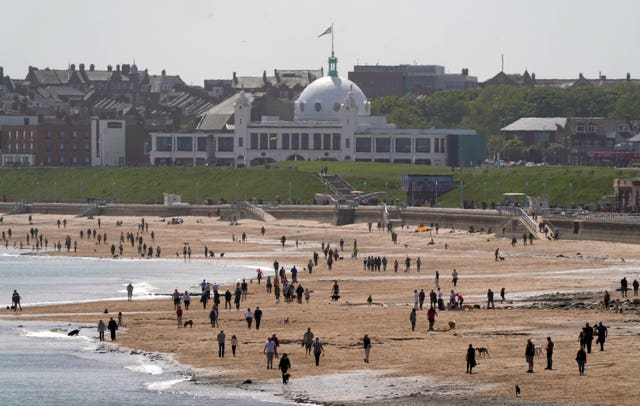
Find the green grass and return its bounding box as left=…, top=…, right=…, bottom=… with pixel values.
left=0, top=163, right=636, bottom=208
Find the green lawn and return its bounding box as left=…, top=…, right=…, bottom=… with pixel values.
left=0, top=163, right=636, bottom=208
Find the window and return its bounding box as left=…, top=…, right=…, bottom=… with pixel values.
left=218, top=137, right=234, bottom=152
left=59, top=156, right=65, bottom=165
left=46, top=156, right=52, bottom=164
left=83, top=131, right=90, bottom=139
left=72, top=156, right=78, bottom=165
left=156, top=136, right=172, bottom=152
left=269, top=133, right=277, bottom=150
left=107, top=121, right=123, bottom=129
left=250, top=133, right=259, bottom=150
left=22, top=130, right=26, bottom=140
left=282, top=133, right=290, bottom=150
left=6, top=144, right=10, bottom=152
left=435, top=139, right=440, bottom=153
left=586, top=122, right=595, bottom=133
left=30, top=143, right=34, bottom=152
left=291, top=133, right=300, bottom=150
left=72, top=144, right=78, bottom=152
left=323, top=133, right=331, bottom=150
left=176, top=136, right=193, bottom=151
left=576, top=122, right=585, bottom=133
left=346, top=139, right=350, bottom=149
left=72, top=131, right=77, bottom=140
left=46, top=131, right=52, bottom=139
left=30, top=131, right=34, bottom=140
left=7, top=130, right=12, bottom=140
left=197, top=137, right=208, bottom=152
left=395, top=138, right=411, bottom=153
left=259, top=133, right=268, bottom=150
left=84, top=143, right=90, bottom=151
left=618, top=124, right=629, bottom=132
left=440, top=138, right=446, bottom=153
left=416, top=138, right=430, bottom=153
left=376, top=138, right=391, bottom=153
left=332, top=134, right=341, bottom=150
left=301, top=133, right=309, bottom=150
left=314, top=102, right=322, bottom=112
left=59, top=144, right=65, bottom=152
left=59, top=131, right=65, bottom=139
left=313, top=133, right=322, bottom=150
left=238, top=137, right=243, bottom=147
left=356, top=138, right=372, bottom=152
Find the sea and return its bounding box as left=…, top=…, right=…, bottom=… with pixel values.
left=0, top=248, right=294, bottom=406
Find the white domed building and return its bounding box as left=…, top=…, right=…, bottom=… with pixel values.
left=150, top=51, right=482, bottom=168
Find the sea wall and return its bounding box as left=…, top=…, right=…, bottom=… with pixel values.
left=2, top=202, right=640, bottom=244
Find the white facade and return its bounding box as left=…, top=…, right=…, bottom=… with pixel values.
left=149, top=132, right=208, bottom=166
left=148, top=61, right=476, bottom=167
left=91, top=118, right=126, bottom=166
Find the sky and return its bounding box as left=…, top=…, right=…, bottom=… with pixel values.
left=2, top=0, right=640, bottom=86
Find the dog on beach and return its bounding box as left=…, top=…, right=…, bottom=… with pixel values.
left=183, top=320, right=193, bottom=328
left=498, top=256, right=505, bottom=261
left=282, top=316, right=290, bottom=325
left=515, top=384, right=521, bottom=397
left=67, top=329, right=80, bottom=336
left=448, top=321, right=456, bottom=330
left=462, top=304, right=473, bottom=311
left=476, top=347, right=490, bottom=358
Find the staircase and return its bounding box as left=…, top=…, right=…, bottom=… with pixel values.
left=319, top=174, right=355, bottom=201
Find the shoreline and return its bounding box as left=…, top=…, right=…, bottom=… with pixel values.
left=3, top=213, right=640, bottom=405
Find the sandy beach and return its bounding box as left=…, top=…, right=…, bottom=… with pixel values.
left=2, top=212, right=640, bottom=405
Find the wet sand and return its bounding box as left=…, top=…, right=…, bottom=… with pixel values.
left=3, top=213, right=640, bottom=405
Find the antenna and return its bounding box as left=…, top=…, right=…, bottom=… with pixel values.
left=501, top=54, right=504, bottom=72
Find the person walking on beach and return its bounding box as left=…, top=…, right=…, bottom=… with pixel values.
left=11, top=290, right=22, bottom=311
left=363, top=334, right=371, bottom=363
left=621, top=277, right=628, bottom=297
left=452, top=269, right=459, bottom=287
left=545, top=337, right=554, bottom=370
left=183, top=291, right=190, bottom=310
left=576, top=347, right=587, bottom=375
left=487, top=289, right=495, bottom=309
left=217, top=330, right=226, bottom=358
left=603, top=290, right=611, bottom=310
left=172, top=289, right=181, bottom=310
left=245, top=308, right=253, bottom=329
left=596, top=322, right=608, bottom=351
left=97, top=320, right=106, bottom=341
left=583, top=323, right=594, bottom=353
left=633, top=279, right=639, bottom=297
left=176, top=306, right=183, bottom=328
left=108, top=317, right=118, bottom=341
left=409, top=308, right=417, bottom=331
left=231, top=335, right=238, bottom=357
left=126, top=283, right=133, bottom=301
left=427, top=307, right=437, bottom=331
left=254, top=307, right=263, bottom=330
left=303, top=328, right=314, bottom=355
left=279, top=353, right=291, bottom=384
left=466, top=344, right=476, bottom=374
left=209, top=307, right=218, bottom=327
left=312, top=337, right=325, bottom=366
left=264, top=337, right=276, bottom=369
left=525, top=339, right=535, bottom=373
left=500, top=287, right=506, bottom=304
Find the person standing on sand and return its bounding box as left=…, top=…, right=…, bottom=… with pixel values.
left=126, top=283, right=133, bottom=301
left=525, top=339, right=535, bottom=372
left=603, top=291, right=610, bottom=310
left=596, top=322, right=608, bottom=351
left=172, top=289, right=181, bottom=310
left=576, top=347, right=587, bottom=375
left=312, top=337, right=325, bottom=366
left=97, top=320, right=106, bottom=341
left=264, top=337, right=276, bottom=369
left=363, top=334, right=371, bottom=363
left=466, top=344, right=476, bottom=374
left=176, top=305, right=183, bottom=328
left=545, top=337, right=554, bottom=370
left=303, top=328, right=314, bottom=355
left=217, top=330, right=226, bottom=357
left=452, top=269, right=459, bottom=287
left=487, top=289, right=495, bottom=309
left=495, top=248, right=500, bottom=261
left=231, top=335, right=238, bottom=357
left=245, top=308, right=253, bottom=329
left=254, top=307, right=263, bottom=330
left=183, top=291, right=190, bottom=310
left=108, top=317, right=118, bottom=341
left=279, top=353, right=291, bottom=384
left=500, top=287, right=506, bottom=304
left=633, top=279, right=639, bottom=297
left=11, top=290, right=22, bottom=311
left=427, top=307, right=437, bottom=331
left=409, top=308, right=417, bottom=331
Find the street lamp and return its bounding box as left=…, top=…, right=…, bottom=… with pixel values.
left=435, top=180, right=439, bottom=207
left=112, top=181, right=116, bottom=202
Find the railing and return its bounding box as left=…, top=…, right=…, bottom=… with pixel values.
left=233, top=201, right=265, bottom=221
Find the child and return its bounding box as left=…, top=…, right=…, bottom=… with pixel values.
left=231, top=335, right=238, bottom=357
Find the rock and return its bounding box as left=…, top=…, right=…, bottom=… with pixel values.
left=242, top=379, right=253, bottom=384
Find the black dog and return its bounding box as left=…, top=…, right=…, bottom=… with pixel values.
left=68, top=329, right=80, bottom=336
left=515, top=384, right=521, bottom=397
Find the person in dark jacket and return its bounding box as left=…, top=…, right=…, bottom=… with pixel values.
left=525, top=339, right=535, bottom=372
left=576, top=347, right=587, bottom=375
left=107, top=317, right=118, bottom=341
left=466, top=344, right=476, bottom=374
left=279, top=353, right=291, bottom=384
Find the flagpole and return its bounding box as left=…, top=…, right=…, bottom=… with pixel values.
left=331, top=23, right=334, bottom=55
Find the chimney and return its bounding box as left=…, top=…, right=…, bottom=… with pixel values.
left=70, top=64, right=75, bottom=71
left=107, top=65, right=113, bottom=72
left=263, top=70, right=267, bottom=83
left=532, top=73, right=536, bottom=80
left=122, top=64, right=130, bottom=75
left=233, top=72, right=238, bottom=85
left=627, top=73, right=631, bottom=81
left=579, top=73, right=584, bottom=79
left=462, top=68, right=468, bottom=76
left=274, top=69, right=280, bottom=82
left=161, top=69, right=166, bottom=77
left=89, top=64, right=95, bottom=71
left=79, top=63, right=85, bottom=71
left=0, top=66, right=4, bottom=79
left=116, top=64, right=120, bottom=72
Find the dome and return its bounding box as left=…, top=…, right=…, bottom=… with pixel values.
left=294, top=76, right=370, bottom=121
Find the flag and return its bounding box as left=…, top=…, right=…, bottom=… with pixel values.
left=318, top=25, right=332, bottom=38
